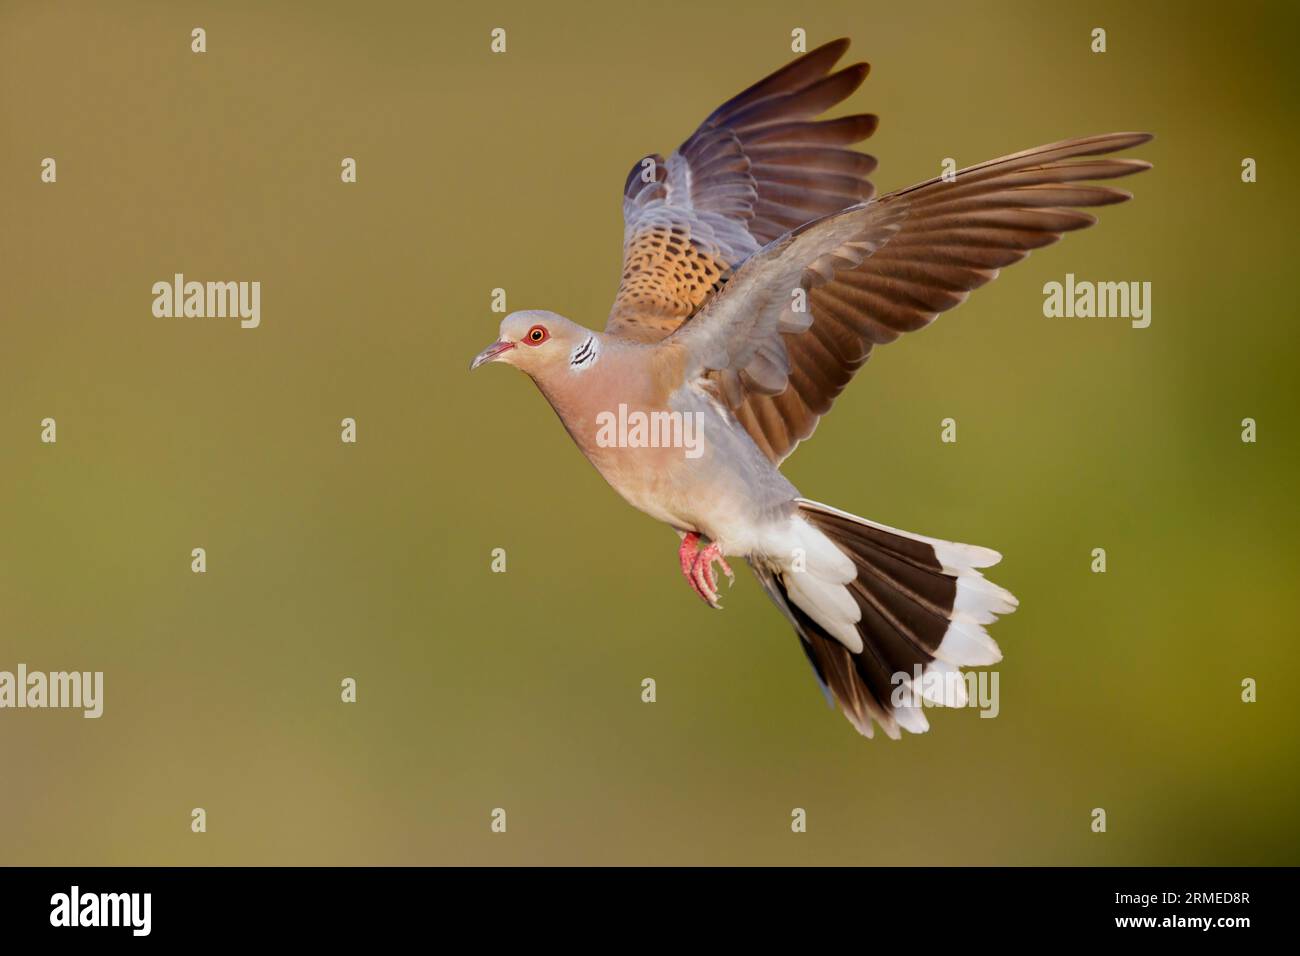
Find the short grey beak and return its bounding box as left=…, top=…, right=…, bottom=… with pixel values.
left=470, top=339, right=514, bottom=371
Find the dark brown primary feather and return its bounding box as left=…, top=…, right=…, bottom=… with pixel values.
left=607, top=39, right=878, bottom=340
left=731, top=133, right=1153, bottom=462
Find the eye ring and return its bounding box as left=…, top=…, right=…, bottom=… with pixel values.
left=525, top=325, right=549, bottom=345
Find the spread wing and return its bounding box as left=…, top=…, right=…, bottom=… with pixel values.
left=605, top=38, right=878, bottom=342
left=665, top=132, right=1153, bottom=459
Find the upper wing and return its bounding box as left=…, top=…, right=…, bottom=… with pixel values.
left=605, top=38, right=878, bottom=342
left=667, top=132, right=1153, bottom=460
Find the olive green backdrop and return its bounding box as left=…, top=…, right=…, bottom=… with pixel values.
left=2, top=0, right=1297, bottom=865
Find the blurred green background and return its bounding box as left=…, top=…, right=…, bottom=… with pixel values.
left=2, top=0, right=1297, bottom=865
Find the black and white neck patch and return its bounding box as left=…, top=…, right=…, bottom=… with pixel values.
left=570, top=335, right=599, bottom=370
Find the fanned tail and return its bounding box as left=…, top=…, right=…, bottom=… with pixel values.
left=753, top=498, right=1018, bottom=739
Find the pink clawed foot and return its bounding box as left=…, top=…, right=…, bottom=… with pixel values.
left=678, top=533, right=734, bottom=609
left=693, top=541, right=735, bottom=608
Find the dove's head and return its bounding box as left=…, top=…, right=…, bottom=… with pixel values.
left=469, top=310, right=595, bottom=380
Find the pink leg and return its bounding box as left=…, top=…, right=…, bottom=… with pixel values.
left=679, top=532, right=701, bottom=579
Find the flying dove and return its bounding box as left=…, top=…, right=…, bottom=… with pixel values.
left=471, top=38, right=1151, bottom=738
